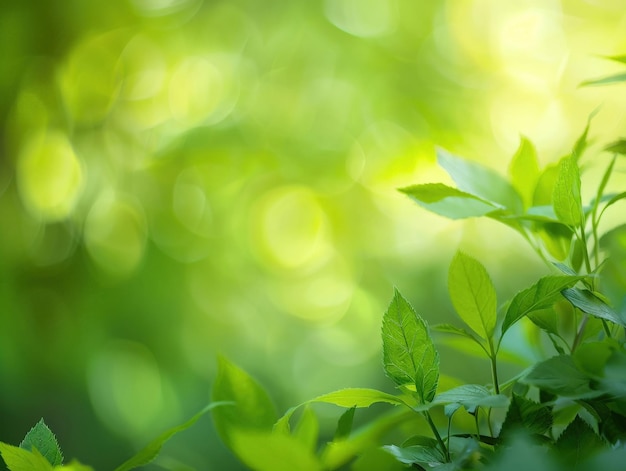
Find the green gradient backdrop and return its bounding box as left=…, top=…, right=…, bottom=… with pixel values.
left=1, top=1, right=625, bottom=469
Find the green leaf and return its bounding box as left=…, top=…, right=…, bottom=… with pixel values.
left=499, top=395, right=552, bottom=440
left=437, top=148, right=523, bottom=213
left=527, top=308, right=559, bottom=336
left=433, top=385, right=509, bottom=414
left=553, top=156, right=583, bottom=227
left=399, top=183, right=500, bottom=219
left=294, top=406, right=319, bottom=453
left=533, top=164, right=559, bottom=206
left=522, top=355, right=598, bottom=398
left=211, top=356, right=277, bottom=449
left=382, top=290, right=439, bottom=403
left=448, top=252, right=497, bottom=342
left=509, top=136, right=540, bottom=208
left=114, top=402, right=228, bottom=471
left=562, top=288, right=626, bottom=327
left=502, top=275, right=584, bottom=336
left=555, top=416, right=606, bottom=465
left=0, top=443, right=53, bottom=471
left=431, top=323, right=489, bottom=355
left=19, top=419, right=63, bottom=466
left=383, top=444, right=446, bottom=466
left=230, top=430, right=323, bottom=471
left=571, top=119, right=593, bottom=163
left=351, top=447, right=407, bottom=471
left=333, top=407, right=356, bottom=441
left=273, top=388, right=409, bottom=435
left=581, top=72, right=626, bottom=86
left=604, top=139, right=626, bottom=155
left=311, top=388, right=409, bottom=408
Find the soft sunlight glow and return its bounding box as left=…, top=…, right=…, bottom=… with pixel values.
left=17, top=130, right=83, bottom=221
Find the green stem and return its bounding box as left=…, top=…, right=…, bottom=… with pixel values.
left=424, top=411, right=449, bottom=462
left=489, top=344, right=500, bottom=395
left=572, top=313, right=589, bottom=352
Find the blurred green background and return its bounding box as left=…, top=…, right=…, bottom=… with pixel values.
left=1, top=0, right=626, bottom=469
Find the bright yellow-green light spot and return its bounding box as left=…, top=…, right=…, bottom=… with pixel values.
left=17, top=130, right=83, bottom=221
left=324, top=0, right=397, bottom=38
left=251, top=186, right=331, bottom=271
left=59, top=32, right=124, bottom=124
left=84, top=192, right=147, bottom=276
left=169, top=55, right=237, bottom=127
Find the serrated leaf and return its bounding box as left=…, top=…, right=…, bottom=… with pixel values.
left=437, top=148, right=523, bottom=213
left=555, top=416, right=606, bottom=465
left=433, top=385, right=509, bottom=414
left=553, top=156, right=583, bottom=227
left=383, top=444, right=446, bottom=466
left=509, top=136, right=540, bottom=208
left=502, top=275, right=584, bottom=336
left=448, top=252, right=497, bottom=342
left=0, top=443, right=53, bottom=471
left=499, top=395, right=552, bottom=440
left=211, top=356, right=277, bottom=450
left=294, top=406, right=319, bottom=453
left=581, top=72, right=626, bottom=86
left=312, top=388, right=408, bottom=408
left=382, top=290, right=439, bottom=403
left=114, top=402, right=228, bottom=471
left=399, top=183, right=500, bottom=219
left=522, top=355, right=599, bottom=398
left=333, top=407, right=356, bottom=441
left=19, top=419, right=63, bottom=466
left=273, top=388, right=409, bottom=435
left=231, top=430, right=323, bottom=471
left=562, top=288, right=626, bottom=327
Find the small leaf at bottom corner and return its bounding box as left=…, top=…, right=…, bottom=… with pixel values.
left=19, top=419, right=63, bottom=466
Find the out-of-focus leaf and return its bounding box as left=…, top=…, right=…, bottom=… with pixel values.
left=382, top=289, right=439, bottom=404
left=383, top=444, right=446, bottom=466
left=231, top=430, right=323, bottom=471
left=581, top=72, right=626, bottom=86
left=211, top=356, right=276, bottom=449
left=399, top=183, right=499, bottom=219
left=437, top=148, right=523, bottom=213
left=115, top=402, right=229, bottom=471
left=533, top=164, right=559, bottom=206
left=0, top=443, right=53, bottom=471
left=562, top=288, right=626, bottom=327
left=294, top=405, right=319, bottom=453
left=19, top=419, right=63, bottom=466
left=502, top=275, right=584, bottom=336
left=604, top=139, right=626, bottom=155
left=54, top=460, right=94, bottom=471
left=509, top=136, right=540, bottom=208
left=448, top=252, right=497, bottom=342
left=553, top=156, right=583, bottom=227
left=333, top=407, right=356, bottom=441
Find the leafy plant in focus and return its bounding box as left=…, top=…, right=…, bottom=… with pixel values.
left=205, top=116, right=626, bottom=470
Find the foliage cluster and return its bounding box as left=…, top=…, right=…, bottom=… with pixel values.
left=3, top=59, right=626, bottom=471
